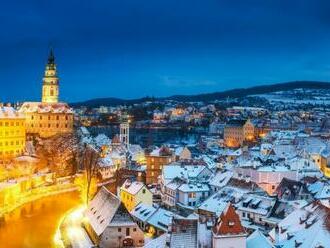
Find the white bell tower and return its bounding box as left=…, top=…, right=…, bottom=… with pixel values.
left=120, top=115, right=129, bottom=148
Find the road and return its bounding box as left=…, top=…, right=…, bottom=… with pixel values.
left=0, top=191, right=81, bottom=248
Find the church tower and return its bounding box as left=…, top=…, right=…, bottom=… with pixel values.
left=120, top=114, right=130, bottom=148
left=42, top=49, right=59, bottom=103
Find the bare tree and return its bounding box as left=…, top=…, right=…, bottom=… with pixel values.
left=80, top=144, right=100, bottom=204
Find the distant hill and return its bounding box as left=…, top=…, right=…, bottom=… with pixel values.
left=71, top=81, right=330, bottom=107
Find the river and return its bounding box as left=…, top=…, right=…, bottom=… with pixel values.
left=88, top=126, right=201, bottom=146
left=0, top=192, right=81, bottom=248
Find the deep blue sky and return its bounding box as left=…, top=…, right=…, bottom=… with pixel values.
left=2, top=0, right=330, bottom=102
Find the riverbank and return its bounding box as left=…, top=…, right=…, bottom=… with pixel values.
left=0, top=183, right=78, bottom=218
left=56, top=206, right=94, bottom=248
left=0, top=191, right=81, bottom=248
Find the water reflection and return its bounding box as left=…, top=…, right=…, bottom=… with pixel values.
left=0, top=192, right=81, bottom=248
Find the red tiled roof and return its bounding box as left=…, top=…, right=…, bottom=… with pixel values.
left=213, top=203, right=246, bottom=236
left=112, top=134, right=120, bottom=144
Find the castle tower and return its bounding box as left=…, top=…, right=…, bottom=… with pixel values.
left=120, top=114, right=130, bottom=148
left=42, top=48, right=59, bottom=103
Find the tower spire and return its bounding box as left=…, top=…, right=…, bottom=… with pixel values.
left=48, top=47, right=55, bottom=65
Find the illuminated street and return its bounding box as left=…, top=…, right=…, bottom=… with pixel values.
left=0, top=192, right=81, bottom=248
left=57, top=206, right=94, bottom=248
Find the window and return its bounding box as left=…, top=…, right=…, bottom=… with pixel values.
left=126, top=228, right=130, bottom=236
left=118, top=228, right=121, bottom=232
left=133, top=228, right=137, bottom=232
left=142, top=189, right=146, bottom=194
left=188, top=192, right=196, bottom=198
left=228, top=221, right=235, bottom=227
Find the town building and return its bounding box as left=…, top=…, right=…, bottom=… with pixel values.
left=224, top=119, right=255, bottom=148
left=19, top=49, right=73, bottom=138
left=130, top=202, right=181, bottom=237
left=166, top=217, right=198, bottom=248
left=275, top=178, right=313, bottom=202
left=174, top=146, right=192, bottom=160
left=160, top=163, right=212, bottom=209
left=145, top=146, right=174, bottom=185
left=84, top=186, right=145, bottom=248
left=212, top=203, right=247, bottom=248
left=119, top=179, right=153, bottom=211
left=0, top=106, right=26, bottom=161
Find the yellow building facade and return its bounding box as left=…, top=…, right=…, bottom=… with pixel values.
left=224, top=119, right=255, bottom=148
left=0, top=106, right=26, bottom=161
left=19, top=49, right=73, bottom=138
left=120, top=180, right=153, bottom=211
left=19, top=103, right=73, bottom=138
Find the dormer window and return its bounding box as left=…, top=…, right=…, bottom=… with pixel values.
left=228, top=221, right=235, bottom=227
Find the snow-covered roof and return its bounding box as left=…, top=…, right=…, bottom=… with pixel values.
left=168, top=217, right=198, bottom=248
left=162, top=164, right=208, bottom=181
left=84, top=187, right=121, bottom=236
left=308, top=181, right=330, bottom=200
left=94, top=134, right=111, bottom=147
left=144, top=234, right=166, bottom=248
left=0, top=106, right=25, bottom=119
left=209, top=170, right=234, bottom=188
left=238, top=194, right=276, bottom=216
left=147, top=208, right=176, bottom=231
left=247, top=229, right=273, bottom=248
left=19, top=102, right=73, bottom=114
left=198, top=193, right=228, bottom=217
left=269, top=201, right=330, bottom=248
left=120, top=180, right=146, bottom=195
left=149, top=146, right=173, bottom=157
left=131, top=203, right=157, bottom=222
left=178, top=183, right=209, bottom=193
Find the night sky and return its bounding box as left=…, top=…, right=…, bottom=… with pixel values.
left=1, top=0, right=330, bottom=102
